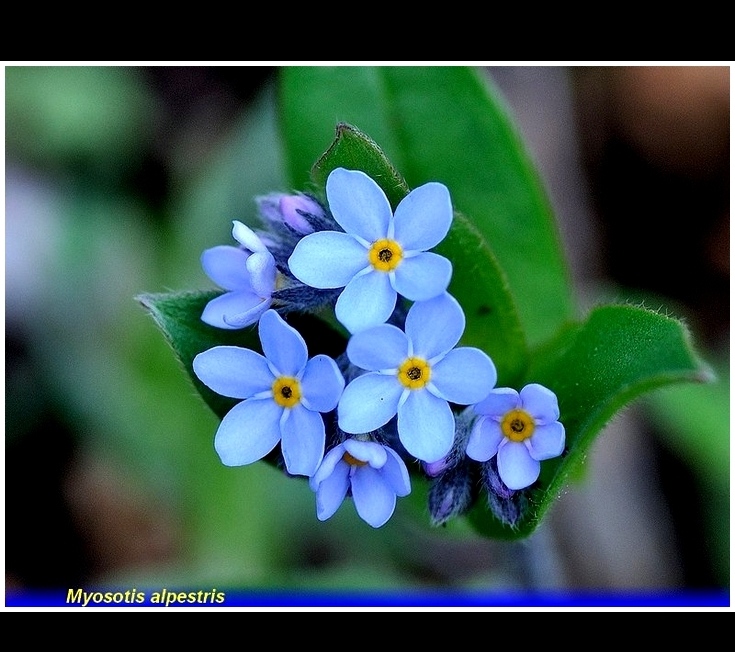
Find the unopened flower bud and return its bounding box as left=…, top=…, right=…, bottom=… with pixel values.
left=428, top=461, right=476, bottom=526
left=423, top=456, right=451, bottom=478
left=279, top=194, right=322, bottom=234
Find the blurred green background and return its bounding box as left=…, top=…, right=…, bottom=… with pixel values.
left=5, top=65, right=729, bottom=597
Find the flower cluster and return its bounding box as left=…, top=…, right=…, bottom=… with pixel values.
left=193, top=167, right=565, bottom=528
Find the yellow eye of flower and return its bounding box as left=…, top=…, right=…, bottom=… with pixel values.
left=397, top=357, right=431, bottom=390
left=368, top=238, right=403, bottom=272
left=272, top=376, right=302, bottom=408
left=342, top=451, right=368, bottom=467
left=501, top=409, right=536, bottom=442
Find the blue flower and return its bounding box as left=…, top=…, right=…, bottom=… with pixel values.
left=465, top=384, right=566, bottom=490
left=192, top=309, right=345, bottom=476
left=310, top=438, right=411, bottom=528
left=201, top=221, right=277, bottom=330
left=337, top=293, right=497, bottom=463
left=287, top=168, right=453, bottom=333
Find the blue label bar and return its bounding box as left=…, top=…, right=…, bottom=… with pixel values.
left=5, top=588, right=730, bottom=608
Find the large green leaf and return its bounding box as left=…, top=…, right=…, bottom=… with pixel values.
left=279, top=65, right=574, bottom=348
left=310, top=123, right=528, bottom=384
left=468, top=303, right=712, bottom=539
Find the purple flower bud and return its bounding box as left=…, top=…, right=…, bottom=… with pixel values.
left=279, top=194, right=322, bottom=234
left=428, top=462, right=475, bottom=526
left=423, top=456, right=451, bottom=478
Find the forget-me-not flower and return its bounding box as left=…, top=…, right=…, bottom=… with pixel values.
left=337, top=293, right=497, bottom=463
left=287, top=168, right=453, bottom=333
left=192, top=309, right=345, bottom=477
left=201, top=220, right=277, bottom=330
left=466, top=384, right=565, bottom=490
left=310, top=438, right=411, bottom=528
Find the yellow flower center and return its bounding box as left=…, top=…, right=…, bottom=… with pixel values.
left=342, top=451, right=368, bottom=467
left=368, top=238, right=403, bottom=272
left=397, top=357, right=431, bottom=390
left=272, top=376, right=302, bottom=408
left=501, top=409, right=536, bottom=442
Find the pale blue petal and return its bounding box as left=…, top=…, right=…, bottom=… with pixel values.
left=520, top=383, right=560, bottom=424
left=301, top=354, right=345, bottom=413
left=465, top=417, right=503, bottom=462
left=382, top=448, right=411, bottom=497
left=201, top=290, right=266, bottom=330
left=311, top=444, right=346, bottom=488
left=391, top=252, right=452, bottom=302
left=346, top=324, right=408, bottom=371
left=315, top=460, right=350, bottom=521
left=246, top=251, right=276, bottom=298
left=258, top=309, right=308, bottom=376
left=326, top=168, right=392, bottom=242
left=405, top=292, right=465, bottom=359
left=201, top=246, right=251, bottom=291
left=498, top=441, right=540, bottom=490
left=392, top=182, right=453, bottom=251
left=288, top=231, right=369, bottom=288
left=338, top=373, right=403, bottom=434
left=431, top=348, right=497, bottom=404
left=223, top=297, right=272, bottom=329
left=193, top=346, right=273, bottom=398
left=351, top=465, right=396, bottom=528
left=232, top=220, right=267, bottom=252
left=335, top=271, right=396, bottom=334
left=473, top=387, right=520, bottom=418
left=280, top=405, right=325, bottom=477
left=397, top=390, right=454, bottom=463
left=214, top=399, right=282, bottom=466
left=343, top=439, right=388, bottom=469
left=528, top=422, right=565, bottom=461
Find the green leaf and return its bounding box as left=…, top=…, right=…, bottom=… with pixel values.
left=279, top=65, right=574, bottom=348
left=310, top=123, right=528, bottom=384
left=468, top=303, right=712, bottom=539
left=138, top=290, right=259, bottom=420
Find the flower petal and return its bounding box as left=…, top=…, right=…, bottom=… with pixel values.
left=201, top=290, right=267, bottom=330
left=520, top=383, right=560, bottom=424
left=473, top=387, right=521, bottom=418
left=326, top=168, right=392, bottom=242
left=338, top=373, right=403, bottom=434
left=300, top=354, right=345, bottom=413
left=528, top=422, right=566, bottom=461
left=382, top=448, right=411, bottom=497
left=287, top=231, right=369, bottom=289
left=391, top=252, right=452, bottom=302
left=351, top=465, right=396, bottom=528
left=258, top=309, right=308, bottom=377
left=335, top=270, right=396, bottom=334
left=214, top=398, right=282, bottom=466
left=232, top=220, right=268, bottom=252
left=392, top=182, right=453, bottom=251
left=430, top=347, right=497, bottom=404
left=193, top=346, right=273, bottom=398
left=346, top=324, right=408, bottom=371
left=280, top=405, right=325, bottom=477
left=246, top=251, right=276, bottom=298
left=404, top=292, right=465, bottom=359
left=397, top=390, right=454, bottom=463
left=497, top=441, right=540, bottom=490
left=315, top=461, right=350, bottom=521
left=201, top=245, right=251, bottom=291
left=465, top=417, right=503, bottom=462
left=311, top=444, right=346, bottom=488
left=343, top=439, right=388, bottom=469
